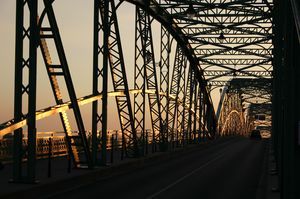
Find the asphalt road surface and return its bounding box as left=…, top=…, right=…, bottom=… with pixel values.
left=50, top=137, right=267, bottom=199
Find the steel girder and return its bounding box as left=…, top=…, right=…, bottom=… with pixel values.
left=217, top=90, right=246, bottom=136
left=0, top=89, right=202, bottom=138
left=159, top=25, right=170, bottom=147
left=184, top=68, right=196, bottom=143
left=134, top=7, right=147, bottom=153
left=92, top=0, right=102, bottom=165
left=218, top=78, right=271, bottom=134
left=40, top=26, right=76, bottom=167
left=13, top=0, right=38, bottom=183
left=200, top=58, right=271, bottom=66
left=157, top=0, right=273, bottom=83
left=197, top=87, right=204, bottom=140
left=175, top=59, right=187, bottom=146
left=272, top=0, right=300, bottom=196
left=189, top=37, right=272, bottom=44
left=13, top=0, right=94, bottom=182
left=186, top=26, right=271, bottom=36
left=204, top=70, right=272, bottom=78
left=134, top=7, right=162, bottom=153
left=126, top=0, right=212, bottom=99
left=228, top=78, right=272, bottom=104
left=106, top=0, right=216, bottom=154
left=215, top=77, right=272, bottom=136
left=192, top=81, right=199, bottom=141
left=129, top=0, right=273, bottom=140
left=3, top=0, right=281, bottom=186
left=39, top=0, right=92, bottom=169
left=127, top=0, right=217, bottom=140
left=168, top=45, right=187, bottom=146
left=7, top=0, right=229, bottom=180
left=94, top=0, right=139, bottom=159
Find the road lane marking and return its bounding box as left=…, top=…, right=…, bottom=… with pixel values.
left=146, top=153, right=224, bottom=199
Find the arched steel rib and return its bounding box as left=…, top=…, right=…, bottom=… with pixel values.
left=0, top=90, right=201, bottom=138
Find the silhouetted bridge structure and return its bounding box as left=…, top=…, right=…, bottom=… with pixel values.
left=0, top=0, right=299, bottom=198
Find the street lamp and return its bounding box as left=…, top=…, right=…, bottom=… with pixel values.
left=218, top=31, right=225, bottom=41
left=186, top=4, right=197, bottom=18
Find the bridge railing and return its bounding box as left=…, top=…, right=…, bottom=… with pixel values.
left=0, top=127, right=210, bottom=163
left=0, top=129, right=158, bottom=163
left=0, top=136, right=67, bottom=163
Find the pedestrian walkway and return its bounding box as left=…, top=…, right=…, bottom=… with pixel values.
left=266, top=147, right=280, bottom=199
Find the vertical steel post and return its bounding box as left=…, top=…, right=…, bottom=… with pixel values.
left=101, top=0, right=109, bottom=165
left=193, top=82, right=198, bottom=142
left=272, top=0, right=282, bottom=193
left=178, top=65, right=186, bottom=146
left=186, top=67, right=195, bottom=144
left=278, top=0, right=300, bottom=196
left=92, top=0, right=100, bottom=166
left=159, top=26, right=170, bottom=149
left=13, top=0, right=25, bottom=182
left=189, top=72, right=195, bottom=142
left=13, top=0, right=38, bottom=183
left=42, top=0, right=92, bottom=168
left=27, top=0, right=38, bottom=182
left=98, top=0, right=138, bottom=158
left=198, top=90, right=203, bottom=141
left=169, top=45, right=185, bottom=148
left=134, top=7, right=146, bottom=152
left=135, top=7, right=162, bottom=151
left=203, top=95, right=207, bottom=139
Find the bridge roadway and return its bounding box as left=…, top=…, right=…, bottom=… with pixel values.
left=47, top=136, right=268, bottom=199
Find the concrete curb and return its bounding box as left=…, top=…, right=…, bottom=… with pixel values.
left=255, top=139, right=270, bottom=199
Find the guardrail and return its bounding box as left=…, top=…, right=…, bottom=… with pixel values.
left=0, top=128, right=207, bottom=163
left=0, top=136, right=68, bottom=162
left=0, top=130, right=155, bottom=162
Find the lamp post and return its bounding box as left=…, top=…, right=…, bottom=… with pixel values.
left=186, top=4, right=197, bottom=19
left=218, top=31, right=226, bottom=43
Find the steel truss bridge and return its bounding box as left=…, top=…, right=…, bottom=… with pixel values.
left=0, top=0, right=299, bottom=197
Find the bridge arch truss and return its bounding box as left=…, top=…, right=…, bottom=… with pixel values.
left=0, top=0, right=273, bottom=183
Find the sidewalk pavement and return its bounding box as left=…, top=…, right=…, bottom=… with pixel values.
left=256, top=139, right=280, bottom=199
left=266, top=147, right=280, bottom=199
